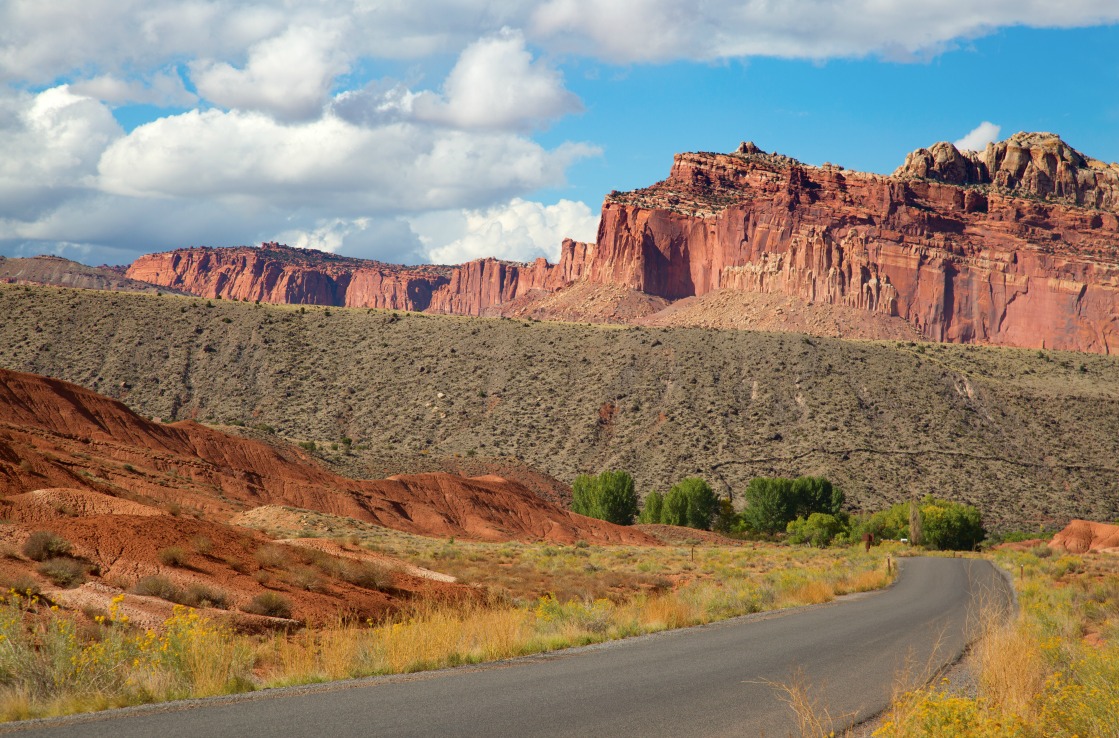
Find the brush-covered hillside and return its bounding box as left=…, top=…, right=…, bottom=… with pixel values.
left=3, top=283, right=1118, bottom=530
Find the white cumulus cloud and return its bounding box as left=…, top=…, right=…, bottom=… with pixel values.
left=412, top=28, right=582, bottom=131
left=954, top=121, right=1002, bottom=152
left=419, top=198, right=599, bottom=264
left=191, top=25, right=349, bottom=121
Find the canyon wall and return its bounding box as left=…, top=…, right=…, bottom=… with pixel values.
left=126, top=239, right=596, bottom=316
left=588, top=135, right=1119, bottom=353
left=125, top=132, right=1119, bottom=353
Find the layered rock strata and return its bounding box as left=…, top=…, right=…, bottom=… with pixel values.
left=591, top=135, right=1119, bottom=353
left=127, top=240, right=595, bottom=316
left=126, top=133, right=1119, bottom=353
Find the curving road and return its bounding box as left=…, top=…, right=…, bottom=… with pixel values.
left=10, top=557, right=1012, bottom=738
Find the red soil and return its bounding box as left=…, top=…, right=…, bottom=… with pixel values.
left=1048, top=519, right=1119, bottom=554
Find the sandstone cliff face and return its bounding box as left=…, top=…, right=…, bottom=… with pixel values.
left=125, top=134, right=1119, bottom=353
left=126, top=240, right=595, bottom=316
left=591, top=136, right=1119, bottom=353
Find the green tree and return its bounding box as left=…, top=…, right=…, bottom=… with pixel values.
left=638, top=491, right=664, bottom=524
left=569, top=471, right=639, bottom=525
left=742, top=476, right=845, bottom=534
left=741, top=477, right=797, bottom=533
left=597, top=470, right=639, bottom=525
left=920, top=497, right=984, bottom=550
left=661, top=485, right=690, bottom=527
left=571, top=474, right=598, bottom=519
left=676, top=477, right=718, bottom=529
left=791, top=477, right=845, bottom=517
left=786, top=513, right=847, bottom=547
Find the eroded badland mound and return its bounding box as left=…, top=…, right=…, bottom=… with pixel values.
left=126, top=132, right=1119, bottom=353
left=0, top=255, right=183, bottom=295
left=4, top=285, right=1119, bottom=530
left=1049, top=519, right=1119, bottom=554
left=0, top=365, right=659, bottom=624
left=0, top=367, right=651, bottom=546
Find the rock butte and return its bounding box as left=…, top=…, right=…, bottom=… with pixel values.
left=126, top=132, right=1119, bottom=353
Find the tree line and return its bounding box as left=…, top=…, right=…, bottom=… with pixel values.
left=569, top=470, right=985, bottom=550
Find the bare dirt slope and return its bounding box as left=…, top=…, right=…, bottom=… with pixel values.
left=0, top=255, right=183, bottom=294
left=636, top=289, right=922, bottom=340
left=0, top=366, right=654, bottom=546
left=3, top=284, right=1119, bottom=530
left=1048, top=519, right=1119, bottom=554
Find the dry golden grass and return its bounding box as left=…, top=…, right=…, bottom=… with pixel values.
left=0, top=538, right=897, bottom=721
left=874, top=550, right=1119, bottom=738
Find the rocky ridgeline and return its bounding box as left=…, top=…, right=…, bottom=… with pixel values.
left=588, top=134, right=1119, bottom=353
left=895, top=132, right=1119, bottom=211
left=126, top=239, right=595, bottom=315
left=126, top=133, right=1119, bottom=353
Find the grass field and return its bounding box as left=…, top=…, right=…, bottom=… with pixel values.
left=874, top=548, right=1119, bottom=738
left=0, top=537, right=893, bottom=721
left=2, top=283, right=1119, bottom=528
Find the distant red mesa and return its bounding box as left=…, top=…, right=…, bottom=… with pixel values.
left=127, top=132, right=1119, bottom=353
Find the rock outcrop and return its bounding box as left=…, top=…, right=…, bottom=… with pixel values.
left=590, top=135, right=1119, bottom=353
left=125, top=133, right=1119, bottom=353
left=1048, top=519, right=1119, bottom=554
left=126, top=240, right=595, bottom=316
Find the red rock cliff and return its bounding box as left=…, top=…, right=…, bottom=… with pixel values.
left=588, top=135, right=1119, bottom=353
left=126, top=239, right=595, bottom=316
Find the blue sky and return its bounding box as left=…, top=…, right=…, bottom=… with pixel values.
left=1, top=2, right=1117, bottom=267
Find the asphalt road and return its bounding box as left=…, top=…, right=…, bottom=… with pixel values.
left=11, top=557, right=1012, bottom=738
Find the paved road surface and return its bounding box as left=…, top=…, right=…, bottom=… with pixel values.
left=11, top=557, right=1012, bottom=737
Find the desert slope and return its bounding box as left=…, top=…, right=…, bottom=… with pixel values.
left=0, top=366, right=655, bottom=546
left=3, top=285, right=1119, bottom=530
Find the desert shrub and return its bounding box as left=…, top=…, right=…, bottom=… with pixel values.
left=22, top=531, right=72, bottom=561
left=638, top=491, right=664, bottom=524
left=133, top=575, right=185, bottom=602
left=3, top=574, right=41, bottom=596
left=337, top=560, right=392, bottom=590
left=571, top=470, right=639, bottom=525
left=191, top=536, right=214, bottom=556
left=38, top=558, right=88, bottom=588
left=287, top=566, right=326, bottom=592
left=181, top=583, right=230, bottom=609
left=254, top=544, right=291, bottom=568
left=243, top=592, right=293, bottom=618
left=158, top=546, right=190, bottom=567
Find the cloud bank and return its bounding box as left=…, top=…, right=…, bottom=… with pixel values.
left=2, top=1, right=1116, bottom=265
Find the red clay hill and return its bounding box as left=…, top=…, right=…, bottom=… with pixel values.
left=0, top=367, right=654, bottom=547
left=0, top=367, right=657, bottom=624
left=126, top=132, right=1119, bottom=353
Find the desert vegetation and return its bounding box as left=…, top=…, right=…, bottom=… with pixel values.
left=2, top=284, right=1119, bottom=529
left=874, top=547, right=1119, bottom=737
left=0, top=536, right=893, bottom=721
